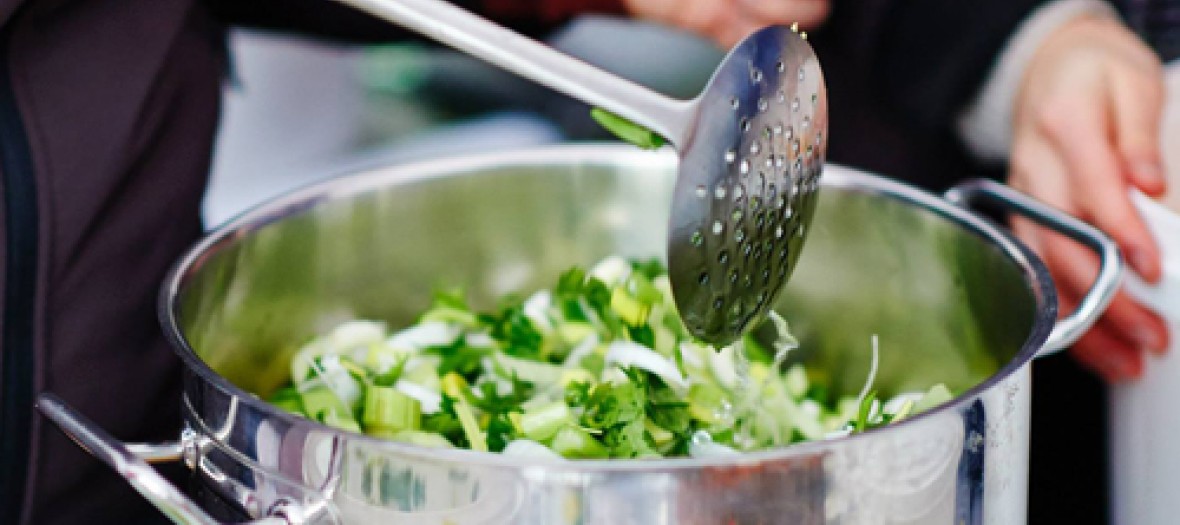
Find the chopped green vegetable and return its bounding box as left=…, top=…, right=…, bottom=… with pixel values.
left=266, top=256, right=954, bottom=458
left=363, top=386, right=421, bottom=435
left=590, top=108, right=667, bottom=150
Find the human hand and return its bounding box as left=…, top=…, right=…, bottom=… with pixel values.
left=620, top=0, right=829, bottom=47
left=1009, top=15, right=1168, bottom=382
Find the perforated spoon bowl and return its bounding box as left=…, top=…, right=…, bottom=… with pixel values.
left=334, top=0, right=828, bottom=346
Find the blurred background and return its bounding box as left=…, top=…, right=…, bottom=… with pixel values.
left=203, top=17, right=720, bottom=225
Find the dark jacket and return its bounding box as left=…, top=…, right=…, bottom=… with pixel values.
left=809, top=0, right=1049, bottom=191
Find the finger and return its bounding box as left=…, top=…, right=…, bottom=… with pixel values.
left=736, top=0, right=830, bottom=28
left=1009, top=130, right=1075, bottom=211
left=1038, top=232, right=1170, bottom=352
left=1038, top=99, right=1163, bottom=282
left=715, top=16, right=763, bottom=47
left=1060, top=289, right=1146, bottom=382
left=1070, top=324, right=1145, bottom=382
left=1109, top=67, right=1167, bottom=196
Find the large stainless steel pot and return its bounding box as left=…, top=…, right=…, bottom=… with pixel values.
left=37, top=145, right=1120, bottom=525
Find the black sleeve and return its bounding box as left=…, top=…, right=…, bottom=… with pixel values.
left=872, top=0, right=1050, bottom=133
left=205, top=0, right=628, bottom=43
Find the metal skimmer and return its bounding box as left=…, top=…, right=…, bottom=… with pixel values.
left=334, top=0, right=828, bottom=346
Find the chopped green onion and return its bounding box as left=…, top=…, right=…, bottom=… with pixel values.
left=386, top=430, right=454, bottom=448
left=550, top=426, right=610, bottom=459
left=363, top=385, right=421, bottom=434
left=268, top=257, right=957, bottom=459
left=520, top=401, right=572, bottom=442
left=590, top=108, right=667, bottom=150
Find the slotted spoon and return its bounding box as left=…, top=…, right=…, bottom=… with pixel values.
left=334, top=0, right=828, bottom=346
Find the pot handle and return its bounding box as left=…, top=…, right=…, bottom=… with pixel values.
left=944, top=179, right=1123, bottom=356
left=35, top=393, right=290, bottom=525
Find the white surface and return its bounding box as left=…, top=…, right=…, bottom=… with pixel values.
left=1109, top=60, right=1180, bottom=525
left=204, top=30, right=366, bottom=226
left=201, top=31, right=563, bottom=227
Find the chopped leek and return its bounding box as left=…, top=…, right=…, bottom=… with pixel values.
left=267, top=257, right=955, bottom=458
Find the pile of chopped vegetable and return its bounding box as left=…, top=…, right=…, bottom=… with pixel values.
left=266, top=257, right=953, bottom=459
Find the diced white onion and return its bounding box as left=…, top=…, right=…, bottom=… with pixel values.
left=883, top=392, right=924, bottom=415
left=590, top=256, right=632, bottom=286
left=465, top=332, right=496, bottom=348
left=605, top=341, right=688, bottom=391
left=305, top=354, right=362, bottom=407
left=678, top=342, right=705, bottom=369
left=328, top=320, right=387, bottom=351
left=709, top=345, right=740, bottom=390
left=387, top=321, right=458, bottom=350
left=522, top=291, right=554, bottom=332
left=394, top=380, right=442, bottom=414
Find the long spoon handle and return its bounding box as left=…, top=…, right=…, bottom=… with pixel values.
left=331, top=0, right=695, bottom=145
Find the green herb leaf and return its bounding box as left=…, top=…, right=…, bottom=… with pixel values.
left=426, top=339, right=490, bottom=383
left=486, top=413, right=516, bottom=453
left=479, top=301, right=543, bottom=359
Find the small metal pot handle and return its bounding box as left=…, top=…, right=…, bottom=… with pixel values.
left=35, top=393, right=290, bottom=525
left=945, top=179, right=1123, bottom=356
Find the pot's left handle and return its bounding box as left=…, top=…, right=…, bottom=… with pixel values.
left=945, top=179, right=1123, bottom=355
left=35, top=393, right=289, bottom=525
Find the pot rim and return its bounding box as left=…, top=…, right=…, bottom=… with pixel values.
left=160, top=143, right=1055, bottom=471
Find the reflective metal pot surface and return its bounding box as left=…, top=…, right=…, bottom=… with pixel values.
left=39, top=145, right=1120, bottom=525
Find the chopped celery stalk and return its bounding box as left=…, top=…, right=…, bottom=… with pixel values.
left=557, top=322, right=596, bottom=345
left=363, top=386, right=421, bottom=434
left=913, top=384, right=954, bottom=413
left=300, top=386, right=353, bottom=421
left=590, top=108, right=667, bottom=150
left=387, top=430, right=455, bottom=448
left=495, top=354, right=564, bottom=385
left=317, top=407, right=361, bottom=433
left=550, top=426, right=610, bottom=459
left=442, top=373, right=487, bottom=452
left=644, top=418, right=674, bottom=448
left=520, top=402, right=572, bottom=442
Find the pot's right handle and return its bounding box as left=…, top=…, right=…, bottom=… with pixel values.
left=35, top=394, right=289, bottom=525
left=945, top=179, right=1123, bottom=356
